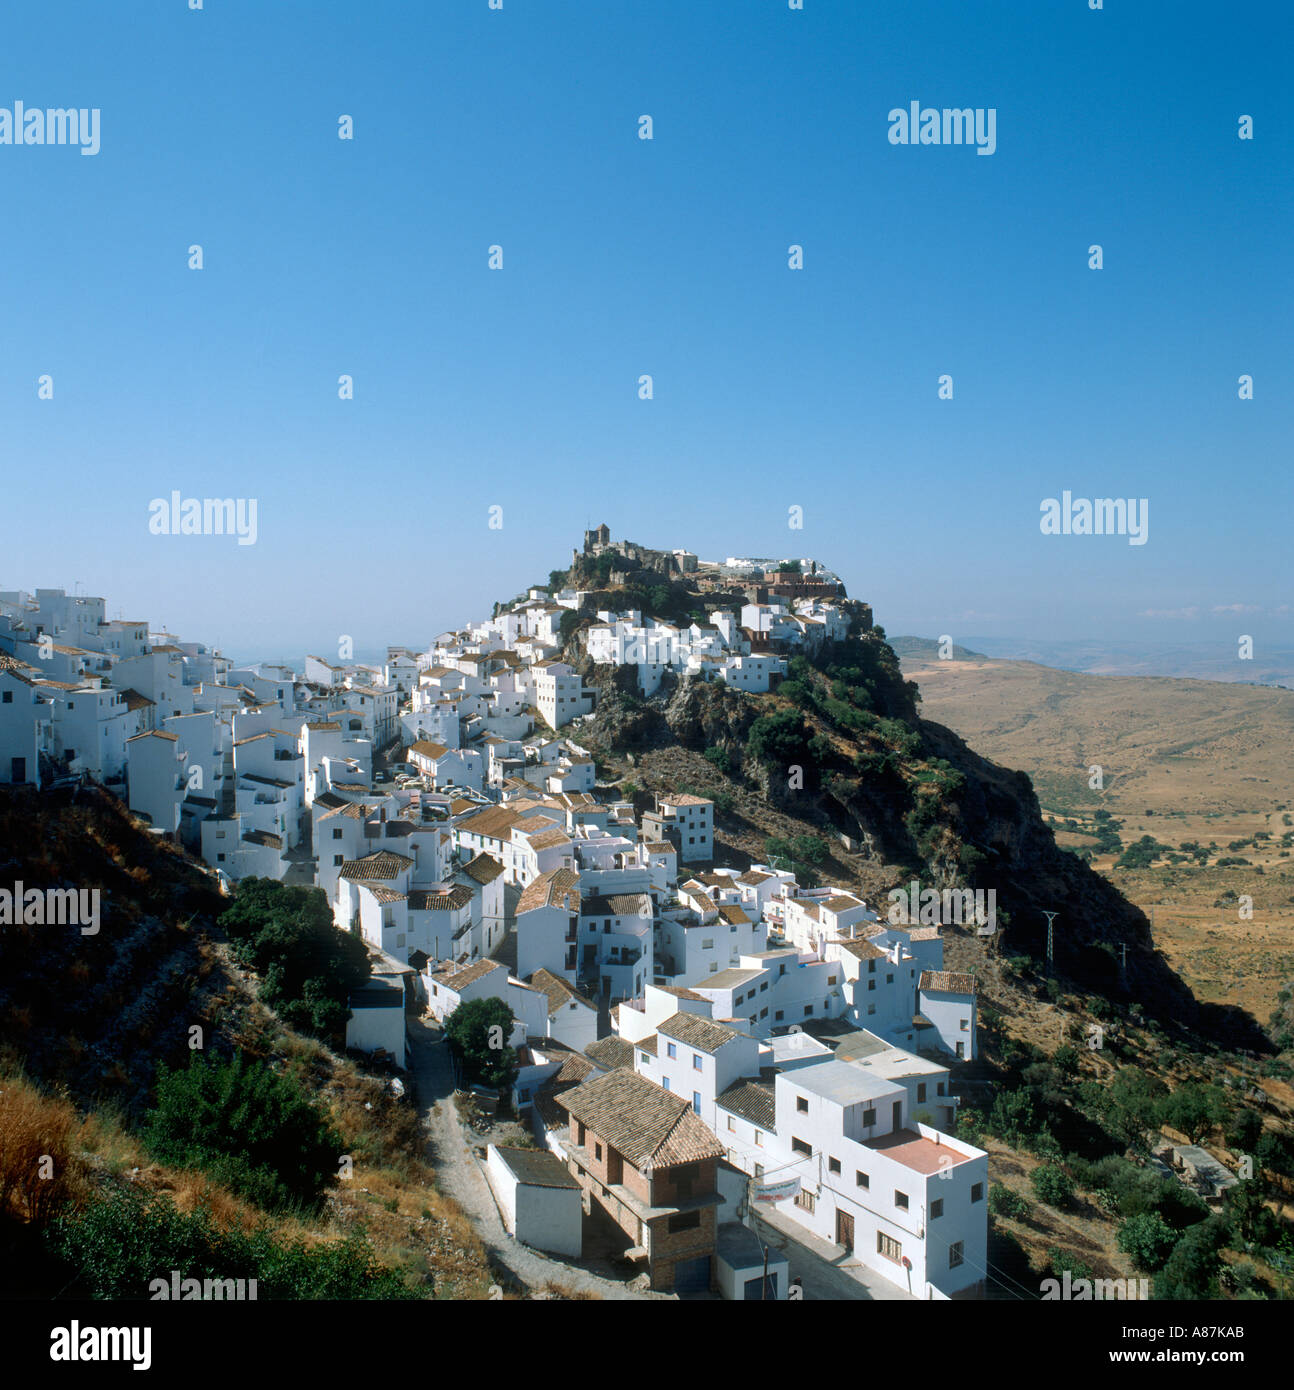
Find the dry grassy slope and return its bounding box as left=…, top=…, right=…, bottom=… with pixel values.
left=901, top=655, right=1294, bottom=1030
left=900, top=655, right=1294, bottom=814
left=0, top=784, right=496, bottom=1299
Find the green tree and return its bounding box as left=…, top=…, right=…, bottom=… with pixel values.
left=1157, top=1083, right=1231, bottom=1144
left=1030, top=1165, right=1074, bottom=1209
left=219, top=880, right=370, bottom=1039
left=444, top=997, right=517, bottom=1090
left=792, top=834, right=829, bottom=865
left=1117, top=1212, right=1177, bottom=1271
left=746, top=709, right=810, bottom=770
left=1154, top=1216, right=1228, bottom=1300
left=144, top=1053, right=343, bottom=1212
left=703, top=745, right=731, bottom=774
left=1225, top=1107, right=1263, bottom=1153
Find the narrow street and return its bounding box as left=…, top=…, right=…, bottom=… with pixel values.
left=406, top=1017, right=663, bottom=1301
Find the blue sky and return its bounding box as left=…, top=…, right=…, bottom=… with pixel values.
left=1, top=0, right=1289, bottom=662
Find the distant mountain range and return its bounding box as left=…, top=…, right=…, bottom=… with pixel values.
left=893, top=636, right=1294, bottom=687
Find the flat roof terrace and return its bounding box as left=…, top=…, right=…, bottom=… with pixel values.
left=865, top=1129, right=974, bottom=1175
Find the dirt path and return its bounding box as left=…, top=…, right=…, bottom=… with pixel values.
left=406, top=1017, right=663, bottom=1301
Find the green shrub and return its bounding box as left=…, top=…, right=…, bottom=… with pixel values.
left=144, top=1053, right=344, bottom=1213
left=988, top=1183, right=1030, bottom=1220
left=703, top=745, right=731, bottom=774
left=46, top=1186, right=418, bottom=1299
left=1117, top=1212, right=1177, bottom=1271
left=1031, top=1165, right=1074, bottom=1208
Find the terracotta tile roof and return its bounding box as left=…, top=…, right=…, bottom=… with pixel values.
left=432, top=958, right=506, bottom=990
left=242, top=829, right=283, bottom=849
left=660, top=793, right=712, bottom=807
left=580, top=892, right=652, bottom=918
left=517, top=867, right=580, bottom=915
left=305, top=721, right=341, bottom=732
left=657, top=1011, right=744, bottom=1054
left=459, top=852, right=505, bottom=885
left=457, top=804, right=524, bottom=841
left=836, top=939, right=886, bottom=960
left=529, top=967, right=595, bottom=1017
left=526, top=827, right=571, bottom=851
left=410, top=884, right=474, bottom=911
left=736, top=870, right=771, bottom=886
left=717, top=1078, right=776, bottom=1131
left=655, top=985, right=707, bottom=1001
left=583, top=1036, right=635, bottom=1071
left=339, top=851, right=414, bottom=882
left=823, top=894, right=866, bottom=913
left=127, top=730, right=178, bottom=743
left=367, top=885, right=408, bottom=905
left=556, top=1070, right=724, bottom=1170
left=906, top=927, right=942, bottom=941
left=409, top=740, right=450, bottom=760
left=118, top=688, right=154, bottom=711
left=920, top=970, right=978, bottom=995
left=718, top=904, right=751, bottom=926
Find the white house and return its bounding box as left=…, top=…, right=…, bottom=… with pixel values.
left=484, top=1145, right=583, bottom=1258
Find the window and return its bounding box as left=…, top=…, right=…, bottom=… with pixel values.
left=333, top=854, right=344, bottom=866
left=791, top=1137, right=811, bottom=1157
left=577, top=1122, right=586, bottom=1146
left=828, top=1157, right=841, bottom=1175
left=666, top=1042, right=677, bottom=1059
left=937, top=1082, right=945, bottom=1096
left=867, top=1004, right=876, bottom=1016
left=332, top=827, right=343, bottom=839
left=949, top=1241, right=964, bottom=1269
left=662, top=1078, right=671, bottom=1092
left=693, top=1054, right=702, bottom=1071
left=754, top=1163, right=764, bottom=1181
left=803, top=1005, right=812, bottom=1016
left=760, top=1007, right=768, bottom=1019
left=868, top=980, right=875, bottom=992
left=594, top=1143, right=603, bottom=1161
left=1, top=692, right=10, bottom=704
left=878, top=1232, right=902, bottom=1263
left=774, top=1010, right=784, bottom=1022
left=930, top=1198, right=943, bottom=1219
left=971, top=1183, right=983, bottom=1203
left=862, top=1108, right=876, bottom=1126
left=794, top=1189, right=816, bottom=1213
left=727, top=1115, right=735, bottom=1132
left=868, top=960, right=876, bottom=974
left=856, top=1171, right=869, bottom=1189
left=640, top=1052, right=651, bottom=1064
left=667, top=1211, right=700, bottom=1234
left=796, top=1096, right=808, bottom=1113
left=701, top=938, right=713, bottom=949
left=760, top=981, right=768, bottom=992
left=887, top=974, right=894, bottom=984
left=754, top=1130, right=764, bottom=1147
left=895, top=1191, right=909, bottom=1210
left=960, top=1018, right=969, bottom=1031
left=917, top=1083, right=927, bottom=1102
left=709, top=962, right=718, bottom=973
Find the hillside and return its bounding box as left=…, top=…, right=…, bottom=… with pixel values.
left=0, top=786, right=495, bottom=1300
left=554, top=588, right=1268, bottom=1054
left=899, top=651, right=1294, bottom=1027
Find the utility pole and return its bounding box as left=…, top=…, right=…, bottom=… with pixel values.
left=1042, top=910, right=1058, bottom=976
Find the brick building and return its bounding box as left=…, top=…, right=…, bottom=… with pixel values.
left=557, top=1068, right=725, bottom=1292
